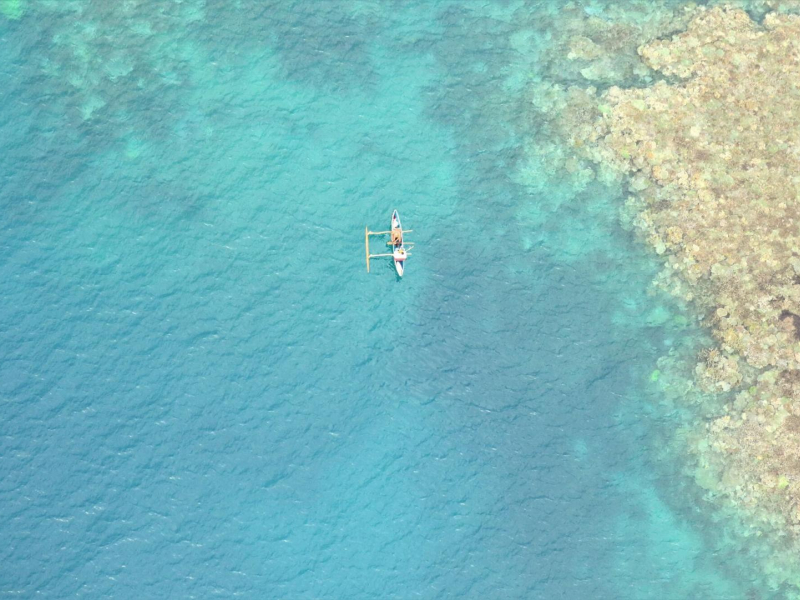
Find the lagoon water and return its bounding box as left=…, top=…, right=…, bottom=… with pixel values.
left=0, top=1, right=772, bottom=598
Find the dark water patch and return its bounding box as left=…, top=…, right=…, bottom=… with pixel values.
left=0, top=25, right=87, bottom=209
left=204, top=0, right=380, bottom=93
left=408, top=239, right=667, bottom=597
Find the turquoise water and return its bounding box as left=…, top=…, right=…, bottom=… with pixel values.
left=0, top=1, right=774, bottom=598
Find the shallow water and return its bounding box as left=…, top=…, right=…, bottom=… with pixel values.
left=0, top=1, right=777, bottom=598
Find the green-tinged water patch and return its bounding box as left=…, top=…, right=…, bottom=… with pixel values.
left=1, top=0, right=24, bottom=19
left=612, top=475, right=747, bottom=599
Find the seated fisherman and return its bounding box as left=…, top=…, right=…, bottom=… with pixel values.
left=390, top=228, right=403, bottom=245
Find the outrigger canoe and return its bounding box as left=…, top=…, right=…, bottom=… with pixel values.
left=365, top=211, right=414, bottom=276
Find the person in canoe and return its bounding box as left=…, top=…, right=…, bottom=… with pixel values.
left=393, top=247, right=407, bottom=261
left=391, top=227, right=403, bottom=245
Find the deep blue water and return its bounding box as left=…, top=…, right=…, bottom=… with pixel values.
left=0, top=1, right=769, bottom=598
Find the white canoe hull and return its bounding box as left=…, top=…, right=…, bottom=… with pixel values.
left=391, top=209, right=405, bottom=277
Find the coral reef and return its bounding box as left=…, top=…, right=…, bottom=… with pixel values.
left=533, top=1, right=695, bottom=89
left=585, top=5, right=800, bottom=530
left=23, top=0, right=206, bottom=141
left=526, top=3, right=800, bottom=591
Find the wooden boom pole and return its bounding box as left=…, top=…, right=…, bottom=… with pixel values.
left=365, top=225, right=413, bottom=273
left=365, top=226, right=370, bottom=273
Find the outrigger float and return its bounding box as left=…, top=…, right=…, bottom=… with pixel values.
left=365, top=210, right=414, bottom=277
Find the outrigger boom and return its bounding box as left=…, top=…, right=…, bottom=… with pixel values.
left=365, top=211, right=414, bottom=275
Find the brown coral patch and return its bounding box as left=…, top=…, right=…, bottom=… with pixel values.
left=783, top=415, right=800, bottom=433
